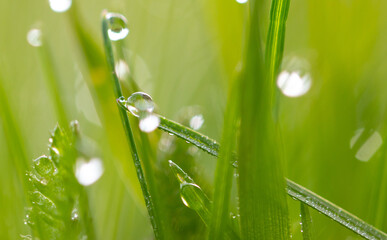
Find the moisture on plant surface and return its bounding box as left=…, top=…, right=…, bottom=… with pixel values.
left=1, top=0, right=387, bottom=239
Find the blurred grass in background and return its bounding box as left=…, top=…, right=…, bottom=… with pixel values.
left=1, top=0, right=387, bottom=239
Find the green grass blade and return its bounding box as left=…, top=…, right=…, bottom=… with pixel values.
left=0, top=76, right=29, bottom=180
left=209, top=76, right=240, bottom=240
left=101, top=11, right=164, bottom=240
left=26, top=124, right=95, bottom=239
left=238, top=0, right=289, bottom=238
left=36, top=38, right=69, bottom=127
left=129, top=106, right=387, bottom=239
left=158, top=115, right=219, bottom=157
left=116, top=99, right=219, bottom=157
left=169, top=160, right=240, bottom=240
left=265, top=0, right=290, bottom=87
left=66, top=3, right=144, bottom=206
left=287, top=179, right=387, bottom=240
left=300, top=203, right=312, bottom=240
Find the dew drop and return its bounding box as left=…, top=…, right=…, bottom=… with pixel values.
left=179, top=182, right=209, bottom=211
left=71, top=208, right=79, bottom=221
left=277, top=70, right=311, bottom=97
left=27, top=28, right=42, bottom=47
left=139, top=113, right=160, bottom=133
left=189, top=114, right=204, bottom=130
left=232, top=160, right=239, bottom=168
left=106, top=12, right=129, bottom=41
left=33, top=155, right=55, bottom=177
left=49, top=0, right=72, bottom=13
left=126, top=92, right=155, bottom=117
left=180, top=182, right=202, bottom=209
left=75, top=158, right=104, bottom=186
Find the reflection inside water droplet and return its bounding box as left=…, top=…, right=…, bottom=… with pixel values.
left=236, top=0, right=248, bottom=3
left=126, top=92, right=155, bottom=117
left=277, top=71, right=311, bottom=97
left=139, top=113, right=160, bottom=133
left=75, top=158, right=104, bottom=186
left=350, top=128, right=383, bottom=162
left=49, top=0, right=72, bottom=13
left=27, top=29, right=42, bottom=47
left=106, top=12, right=129, bottom=41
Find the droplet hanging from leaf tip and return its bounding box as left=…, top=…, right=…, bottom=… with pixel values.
left=105, top=12, right=129, bottom=41
left=126, top=92, right=155, bottom=117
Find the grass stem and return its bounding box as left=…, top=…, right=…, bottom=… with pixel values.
left=101, top=11, right=163, bottom=240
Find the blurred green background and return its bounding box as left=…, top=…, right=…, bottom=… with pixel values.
left=1, top=0, right=387, bottom=239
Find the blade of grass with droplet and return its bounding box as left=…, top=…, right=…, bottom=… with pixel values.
left=300, top=203, right=312, bottom=240
left=131, top=107, right=387, bottom=239
left=238, top=0, right=289, bottom=237
left=35, top=37, right=69, bottom=127
left=26, top=124, right=96, bottom=239
left=101, top=11, right=164, bottom=240
left=116, top=99, right=219, bottom=157
left=168, top=160, right=240, bottom=240
left=66, top=4, right=144, bottom=207
left=286, top=179, right=387, bottom=239
left=209, top=75, right=241, bottom=240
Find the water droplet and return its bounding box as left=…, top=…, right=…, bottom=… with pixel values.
left=189, top=114, right=204, bottom=130
left=33, top=155, right=55, bottom=177
left=20, top=235, right=32, bottom=240
left=29, top=191, right=58, bottom=215
left=49, top=0, right=72, bottom=12
left=115, top=59, right=130, bottom=80
left=350, top=128, right=383, bottom=162
left=236, top=0, right=248, bottom=3
left=180, top=182, right=202, bottom=210
left=27, top=28, right=42, bottom=47
left=139, top=113, right=160, bottom=133
left=51, top=147, right=60, bottom=156
left=71, top=208, right=79, bottom=221
left=232, top=160, right=239, bottom=168
left=277, top=71, right=311, bottom=97
left=126, top=92, right=155, bottom=117
left=75, top=158, right=104, bottom=186
left=106, top=12, right=129, bottom=41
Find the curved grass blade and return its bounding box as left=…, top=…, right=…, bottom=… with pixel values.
left=122, top=105, right=387, bottom=239
left=300, top=203, right=313, bottom=240
left=101, top=11, right=163, bottom=240
left=168, top=160, right=240, bottom=240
